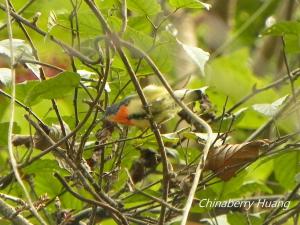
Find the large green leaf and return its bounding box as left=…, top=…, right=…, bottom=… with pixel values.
left=127, top=0, right=161, bottom=15
left=274, top=151, right=300, bottom=189
left=24, top=71, right=81, bottom=106
left=23, top=159, right=68, bottom=196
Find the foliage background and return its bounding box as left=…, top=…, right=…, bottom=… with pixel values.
left=0, top=0, right=300, bottom=224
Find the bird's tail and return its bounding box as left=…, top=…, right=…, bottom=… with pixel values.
left=174, top=88, right=206, bottom=104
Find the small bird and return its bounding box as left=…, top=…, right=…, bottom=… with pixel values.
left=105, top=85, right=204, bottom=128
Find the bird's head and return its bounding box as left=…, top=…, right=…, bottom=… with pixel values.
left=105, top=98, right=134, bottom=126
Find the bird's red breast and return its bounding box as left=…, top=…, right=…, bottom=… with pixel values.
left=111, top=105, right=134, bottom=125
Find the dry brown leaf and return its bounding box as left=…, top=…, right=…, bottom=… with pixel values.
left=204, top=139, right=270, bottom=181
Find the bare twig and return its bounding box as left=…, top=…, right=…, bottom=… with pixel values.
left=4, top=1, right=47, bottom=224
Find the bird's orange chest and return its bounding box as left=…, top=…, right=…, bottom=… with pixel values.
left=112, top=105, right=133, bottom=125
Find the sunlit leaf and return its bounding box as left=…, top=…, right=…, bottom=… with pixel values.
left=252, top=95, right=288, bottom=117
left=0, top=39, right=40, bottom=79
left=77, top=69, right=96, bottom=79
left=177, top=39, right=210, bottom=75
left=47, top=10, right=57, bottom=32
left=0, top=68, right=12, bottom=87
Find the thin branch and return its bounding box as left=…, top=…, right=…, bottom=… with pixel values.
left=0, top=198, right=33, bottom=225
left=226, top=68, right=300, bottom=115
left=0, top=3, right=102, bottom=65
left=119, top=39, right=213, bottom=225
left=263, top=183, right=300, bottom=225
left=0, top=0, right=35, bottom=31
left=4, top=1, right=47, bottom=224
left=82, top=1, right=172, bottom=223
left=54, top=173, right=129, bottom=225
left=8, top=1, right=71, bottom=153
left=0, top=89, right=46, bottom=127
left=281, top=37, right=300, bottom=124
left=115, top=43, right=170, bottom=224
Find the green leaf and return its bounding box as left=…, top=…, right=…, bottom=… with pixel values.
left=109, top=16, right=154, bottom=50
left=263, top=21, right=300, bottom=36
left=169, top=0, right=211, bottom=9
left=162, top=132, right=179, bottom=143
left=15, top=80, right=40, bottom=103
left=274, top=151, right=300, bottom=189
left=252, top=95, right=288, bottom=117
left=127, top=0, right=161, bottom=15
left=24, top=71, right=81, bottom=106
left=262, top=21, right=300, bottom=53
left=238, top=181, right=272, bottom=195
left=0, top=122, right=21, bottom=147
left=24, top=159, right=64, bottom=174
left=227, top=212, right=265, bottom=225
left=24, top=159, right=67, bottom=196
left=284, top=34, right=300, bottom=54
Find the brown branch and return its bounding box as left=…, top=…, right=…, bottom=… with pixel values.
left=54, top=173, right=129, bottom=225
left=82, top=1, right=171, bottom=223
left=0, top=198, right=33, bottom=225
